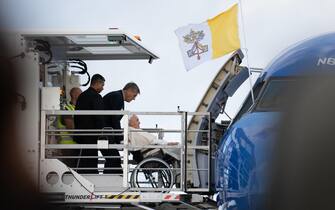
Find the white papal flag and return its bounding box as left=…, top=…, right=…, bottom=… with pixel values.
left=175, top=4, right=240, bottom=71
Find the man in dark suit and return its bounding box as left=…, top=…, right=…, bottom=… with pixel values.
left=103, top=82, right=143, bottom=171
left=74, top=74, right=105, bottom=174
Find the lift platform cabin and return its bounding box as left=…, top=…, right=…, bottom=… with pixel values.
left=10, top=29, right=235, bottom=210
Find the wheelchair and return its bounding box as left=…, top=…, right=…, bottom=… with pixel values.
left=130, top=148, right=180, bottom=191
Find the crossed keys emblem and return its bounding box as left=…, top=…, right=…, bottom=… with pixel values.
left=183, top=29, right=208, bottom=60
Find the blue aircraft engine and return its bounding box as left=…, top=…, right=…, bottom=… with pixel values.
left=215, top=32, right=335, bottom=209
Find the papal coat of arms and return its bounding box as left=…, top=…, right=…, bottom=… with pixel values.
left=183, top=29, right=208, bottom=60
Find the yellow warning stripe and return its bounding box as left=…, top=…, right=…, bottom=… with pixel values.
left=107, top=194, right=140, bottom=199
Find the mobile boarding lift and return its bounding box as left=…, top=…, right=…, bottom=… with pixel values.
left=11, top=30, right=211, bottom=208
left=14, top=30, right=247, bottom=209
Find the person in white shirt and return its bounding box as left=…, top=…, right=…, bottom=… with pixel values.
left=128, top=114, right=180, bottom=160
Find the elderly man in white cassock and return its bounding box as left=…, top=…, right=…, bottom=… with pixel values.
left=127, top=114, right=180, bottom=160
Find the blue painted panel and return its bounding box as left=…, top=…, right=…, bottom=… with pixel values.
left=216, top=112, right=279, bottom=209
left=263, top=33, right=335, bottom=80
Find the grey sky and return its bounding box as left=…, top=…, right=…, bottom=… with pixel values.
left=2, top=0, right=335, bottom=129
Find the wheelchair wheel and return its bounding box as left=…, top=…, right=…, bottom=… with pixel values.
left=130, top=157, right=174, bottom=191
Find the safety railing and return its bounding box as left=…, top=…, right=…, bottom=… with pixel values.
left=40, top=110, right=211, bottom=193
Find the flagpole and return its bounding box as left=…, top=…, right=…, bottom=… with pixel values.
left=237, top=0, right=255, bottom=104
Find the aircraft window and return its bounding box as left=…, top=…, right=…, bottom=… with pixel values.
left=232, top=79, right=264, bottom=122
left=256, top=79, right=295, bottom=111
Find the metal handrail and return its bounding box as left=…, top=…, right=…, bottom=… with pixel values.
left=45, top=144, right=182, bottom=149
left=41, top=110, right=211, bottom=192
